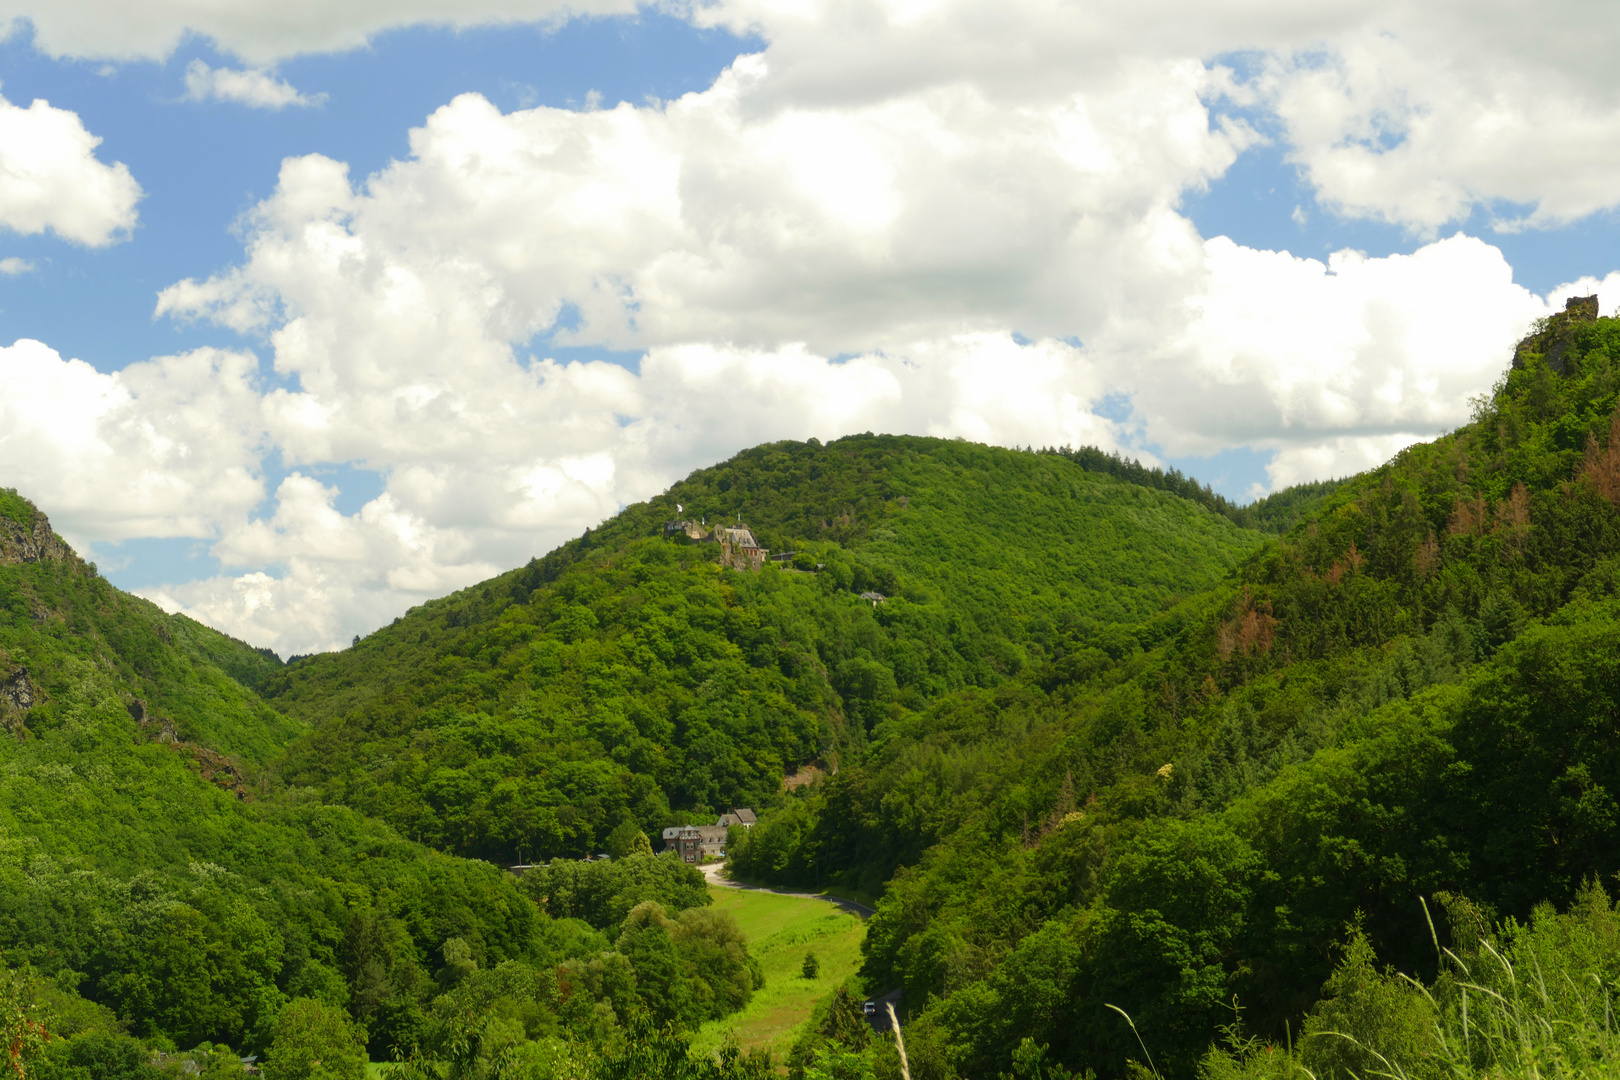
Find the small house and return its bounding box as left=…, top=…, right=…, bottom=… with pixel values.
left=717, top=808, right=757, bottom=829
left=670, top=825, right=728, bottom=863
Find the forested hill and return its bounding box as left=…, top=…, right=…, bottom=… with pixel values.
left=261, top=437, right=1266, bottom=864
left=0, top=491, right=560, bottom=1066
left=726, top=303, right=1620, bottom=1080
left=26, top=315, right=1620, bottom=1080
left=0, top=490, right=294, bottom=762
left=0, top=491, right=780, bottom=1079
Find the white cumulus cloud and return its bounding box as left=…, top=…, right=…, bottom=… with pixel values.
left=4, top=0, right=1620, bottom=654
left=1259, top=19, right=1620, bottom=233
left=0, top=0, right=636, bottom=64
left=0, top=0, right=1613, bottom=235
left=0, top=91, right=140, bottom=246
left=0, top=341, right=266, bottom=544
left=3, top=1, right=1620, bottom=232
left=182, top=60, right=326, bottom=109
left=155, top=58, right=1244, bottom=358
left=1123, top=234, right=1549, bottom=458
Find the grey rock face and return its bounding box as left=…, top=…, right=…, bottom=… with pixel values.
left=0, top=667, right=34, bottom=736
left=0, top=511, right=71, bottom=566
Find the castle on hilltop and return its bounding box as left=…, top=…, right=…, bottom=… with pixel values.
left=663, top=515, right=768, bottom=571
left=1514, top=294, right=1604, bottom=375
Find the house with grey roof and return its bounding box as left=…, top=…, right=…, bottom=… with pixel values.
left=717, top=808, right=757, bottom=829
left=667, top=825, right=728, bottom=863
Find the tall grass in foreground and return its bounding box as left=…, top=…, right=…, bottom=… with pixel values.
left=1198, top=883, right=1620, bottom=1080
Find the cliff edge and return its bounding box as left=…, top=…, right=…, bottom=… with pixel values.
left=0, top=490, right=75, bottom=566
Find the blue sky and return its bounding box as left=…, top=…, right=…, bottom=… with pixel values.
left=0, top=15, right=757, bottom=371
left=0, top=13, right=752, bottom=592
left=2, top=1, right=1617, bottom=653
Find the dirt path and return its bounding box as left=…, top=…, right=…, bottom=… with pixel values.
left=702, top=864, right=876, bottom=919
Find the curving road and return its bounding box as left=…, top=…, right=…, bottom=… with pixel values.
left=702, top=864, right=876, bottom=919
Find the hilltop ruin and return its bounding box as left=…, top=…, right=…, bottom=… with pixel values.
left=663, top=517, right=769, bottom=570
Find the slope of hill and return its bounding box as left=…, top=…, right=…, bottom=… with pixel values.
left=259, top=438, right=1267, bottom=864
left=0, top=491, right=296, bottom=764
left=725, top=303, right=1620, bottom=1079
left=18, top=331, right=1608, bottom=1080
left=1044, top=444, right=1348, bottom=534
left=0, top=494, right=753, bottom=1076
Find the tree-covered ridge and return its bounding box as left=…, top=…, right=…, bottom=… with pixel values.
left=728, top=307, right=1620, bottom=1079
left=1228, top=301, right=1620, bottom=665
left=519, top=433, right=1261, bottom=559
left=0, top=526, right=299, bottom=765
left=0, top=503, right=537, bottom=1056
left=626, top=437, right=1264, bottom=626
left=1043, top=445, right=1346, bottom=534
left=262, top=438, right=1264, bottom=864
left=0, top=498, right=769, bottom=1078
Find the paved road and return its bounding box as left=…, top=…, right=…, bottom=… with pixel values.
left=865, top=987, right=904, bottom=1034
left=701, top=865, right=876, bottom=919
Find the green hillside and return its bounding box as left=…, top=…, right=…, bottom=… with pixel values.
left=17, top=295, right=1620, bottom=1080
left=0, top=495, right=770, bottom=1080
left=727, top=303, right=1620, bottom=1079
left=260, top=438, right=1265, bottom=865
left=0, top=496, right=294, bottom=765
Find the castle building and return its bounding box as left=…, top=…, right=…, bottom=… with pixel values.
left=715, top=525, right=767, bottom=571
left=661, top=517, right=769, bottom=571
left=663, top=519, right=710, bottom=541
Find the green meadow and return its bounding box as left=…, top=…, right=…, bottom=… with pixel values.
left=691, top=886, right=867, bottom=1062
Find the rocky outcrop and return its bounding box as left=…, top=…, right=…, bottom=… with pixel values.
left=1567, top=294, right=1600, bottom=321
left=782, top=762, right=825, bottom=790
left=0, top=505, right=73, bottom=566
left=1512, top=295, right=1605, bottom=375
left=183, top=744, right=255, bottom=801
left=0, top=667, right=34, bottom=737
left=129, top=696, right=253, bottom=799
left=130, top=698, right=180, bottom=743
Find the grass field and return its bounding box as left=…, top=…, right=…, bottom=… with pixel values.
left=690, top=886, right=868, bottom=1062
left=365, top=885, right=864, bottom=1073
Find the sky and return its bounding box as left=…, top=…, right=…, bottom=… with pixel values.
left=4, top=0, right=1620, bottom=657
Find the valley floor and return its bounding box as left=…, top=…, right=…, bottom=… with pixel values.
left=691, top=873, right=869, bottom=1062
